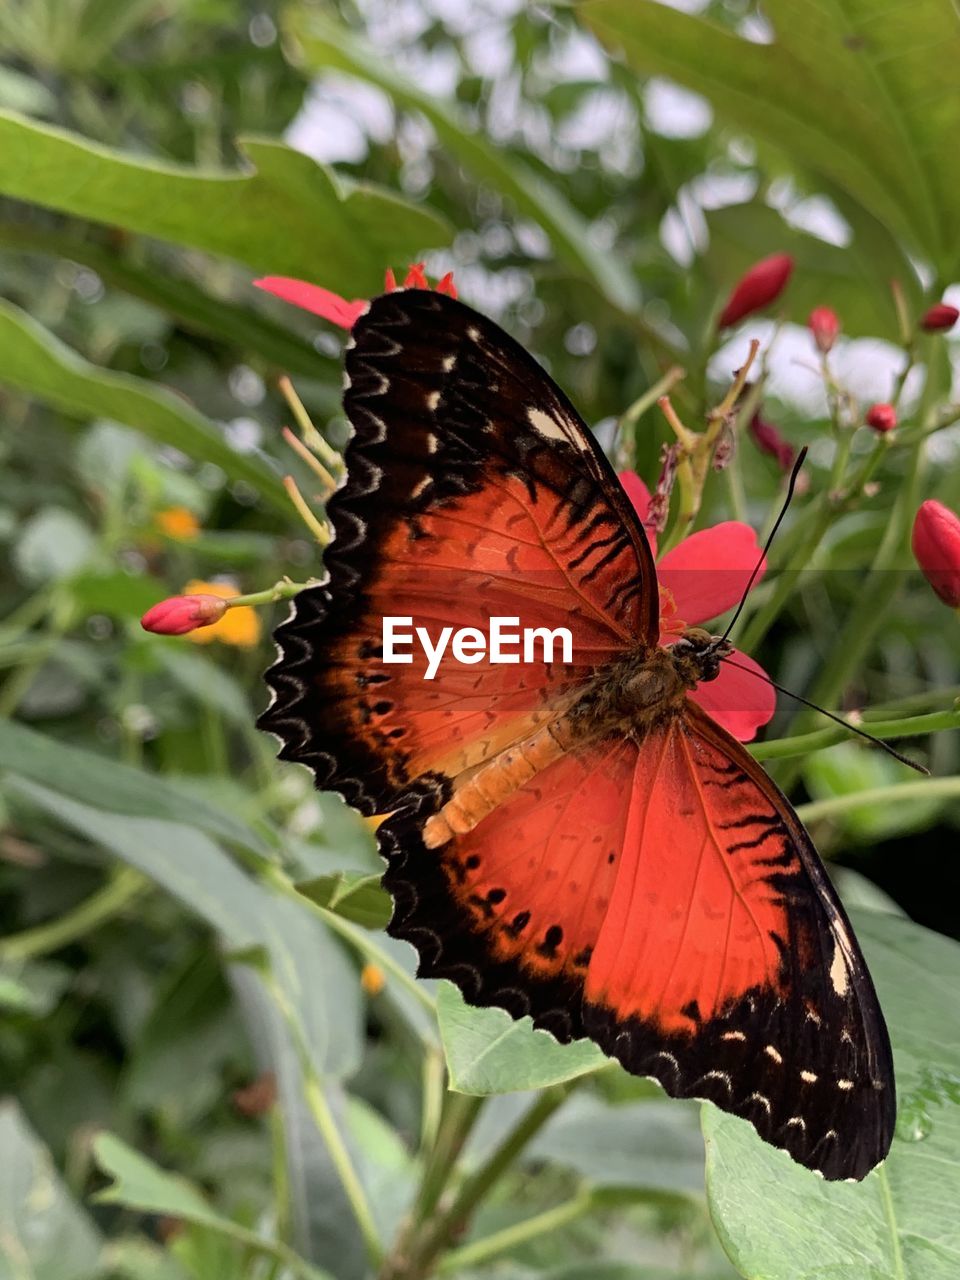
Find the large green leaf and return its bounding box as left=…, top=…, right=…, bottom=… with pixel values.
left=581, top=0, right=960, bottom=274
left=437, top=981, right=608, bottom=1094
left=0, top=717, right=273, bottom=857
left=6, top=778, right=362, bottom=1079
left=0, top=110, right=450, bottom=291
left=0, top=299, right=290, bottom=514
left=704, top=911, right=960, bottom=1279
left=0, top=1102, right=102, bottom=1280
left=0, top=221, right=324, bottom=377
left=284, top=8, right=640, bottom=314
left=92, top=1133, right=330, bottom=1280
left=530, top=1095, right=706, bottom=1197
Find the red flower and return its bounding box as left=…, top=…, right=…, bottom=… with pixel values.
left=748, top=411, right=796, bottom=472
left=254, top=263, right=457, bottom=330
left=921, top=302, right=959, bottom=333
left=866, top=403, right=897, bottom=433
left=808, top=306, right=840, bottom=354
left=141, top=593, right=228, bottom=636
left=912, top=499, right=960, bottom=607
left=620, top=473, right=775, bottom=741
left=718, top=254, right=794, bottom=328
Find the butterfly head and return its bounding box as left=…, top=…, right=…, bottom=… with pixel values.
left=669, top=627, right=734, bottom=687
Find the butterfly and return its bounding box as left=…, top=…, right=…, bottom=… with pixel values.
left=260, top=287, right=895, bottom=1181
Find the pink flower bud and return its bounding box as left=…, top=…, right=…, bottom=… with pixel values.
left=865, top=403, right=897, bottom=433
left=718, top=254, right=794, bottom=328
left=912, top=499, right=960, bottom=607
left=808, top=306, right=840, bottom=354
left=921, top=302, right=959, bottom=332
left=141, top=594, right=228, bottom=636
left=749, top=411, right=796, bottom=471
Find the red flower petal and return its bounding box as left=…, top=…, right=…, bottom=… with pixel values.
left=254, top=276, right=367, bottom=330
left=436, top=271, right=458, bottom=298
left=384, top=267, right=398, bottom=291
left=403, top=262, right=428, bottom=289
left=617, top=470, right=658, bottom=556
left=687, top=648, right=776, bottom=741
left=657, top=521, right=766, bottom=625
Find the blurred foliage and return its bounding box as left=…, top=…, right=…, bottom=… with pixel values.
left=1, top=2, right=959, bottom=1279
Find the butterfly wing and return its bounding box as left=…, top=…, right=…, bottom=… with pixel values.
left=582, top=700, right=895, bottom=1181
left=260, top=289, right=658, bottom=815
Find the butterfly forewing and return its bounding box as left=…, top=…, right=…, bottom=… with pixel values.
left=261, top=288, right=895, bottom=1182
left=260, top=290, right=657, bottom=818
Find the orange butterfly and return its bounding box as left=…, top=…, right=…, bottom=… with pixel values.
left=261, top=288, right=895, bottom=1181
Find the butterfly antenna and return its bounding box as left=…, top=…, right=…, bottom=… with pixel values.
left=719, top=446, right=808, bottom=645
left=719, top=655, right=929, bottom=775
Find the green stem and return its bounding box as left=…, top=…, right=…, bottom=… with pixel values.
left=410, top=1085, right=571, bottom=1276
left=796, top=775, right=960, bottom=825
left=0, top=866, right=146, bottom=962
left=750, top=709, right=960, bottom=763
left=436, top=1190, right=595, bottom=1274
left=410, top=1092, right=485, bottom=1229
left=776, top=359, right=936, bottom=790
left=261, top=969, right=383, bottom=1266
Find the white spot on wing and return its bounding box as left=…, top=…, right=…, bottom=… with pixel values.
left=721, top=1030, right=747, bottom=1042
left=801, top=1070, right=818, bottom=1084
left=527, top=406, right=569, bottom=442
left=830, top=939, right=850, bottom=996
left=748, top=1092, right=771, bottom=1113
left=765, top=1044, right=783, bottom=1064
left=426, top=390, right=440, bottom=412
left=837, top=1079, right=854, bottom=1091
left=442, top=353, right=456, bottom=372
left=785, top=1116, right=805, bottom=1130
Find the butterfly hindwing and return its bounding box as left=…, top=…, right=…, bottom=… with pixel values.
left=260, top=289, right=658, bottom=815
left=582, top=702, right=895, bottom=1181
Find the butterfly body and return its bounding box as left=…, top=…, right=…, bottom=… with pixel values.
left=261, top=288, right=895, bottom=1181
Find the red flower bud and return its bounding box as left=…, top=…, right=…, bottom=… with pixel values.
left=921, top=302, right=959, bottom=332
left=718, top=254, right=794, bottom=328
left=749, top=411, right=796, bottom=472
left=912, top=499, right=960, bottom=607
left=865, top=403, right=897, bottom=433
left=141, top=593, right=228, bottom=636
left=808, top=306, right=840, bottom=354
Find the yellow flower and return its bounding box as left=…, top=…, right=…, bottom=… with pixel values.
left=156, top=507, right=200, bottom=540
left=360, top=963, right=386, bottom=996
left=182, top=580, right=261, bottom=648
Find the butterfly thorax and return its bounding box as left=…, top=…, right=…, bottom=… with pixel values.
left=569, top=628, right=733, bottom=739
left=422, top=631, right=732, bottom=850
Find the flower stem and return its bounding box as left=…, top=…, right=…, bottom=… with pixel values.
left=437, top=1190, right=595, bottom=1274
left=751, top=709, right=960, bottom=763
left=796, top=775, right=960, bottom=825
left=227, top=578, right=315, bottom=610
left=0, top=865, right=146, bottom=962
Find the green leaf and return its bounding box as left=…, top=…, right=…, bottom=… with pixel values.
left=13, top=507, right=96, bottom=584
left=704, top=911, right=960, bottom=1279
left=437, top=981, right=609, bottom=1094
left=0, top=960, right=71, bottom=1017
left=0, top=109, right=450, bottom=292
left=284, top=8, right=640, bottom=314
left=295, top=871, right=392, bottom=930
left=803, top=743, right=945, bottom=843
left=0, top=299, right=290, bottom=515
left=92, top=1133, right=331, bottom=1280
left=0, top=1102, right=102, bottom=1280
left=0, top=220, right=326, bottom=377
left=6, top=778, right=363, bottom=1078
left=582, top=0, right=960, bottom=272
left=530, top=1095, right=705, bottom=1197
left=0, top=717, right=273, bottom=858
